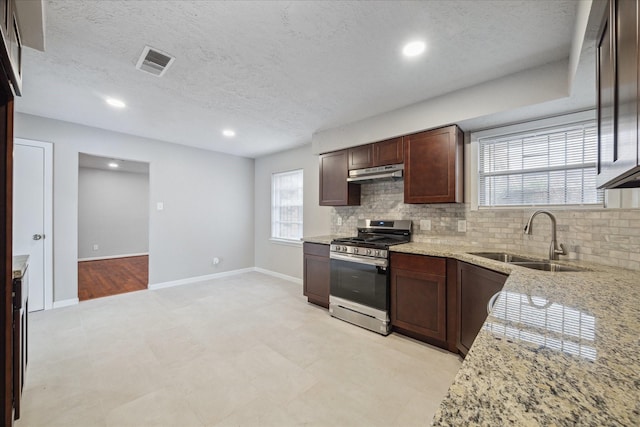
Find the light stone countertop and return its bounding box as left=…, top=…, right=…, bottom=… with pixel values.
left=396, top=242, right=640, bottom=426
left=302, top=237, right=640, bottom=425
left=302, top=235, right=357, bottom=245
left=301, top=235, right=336, bottom=245
left=13, top=254, right=29, bottom=279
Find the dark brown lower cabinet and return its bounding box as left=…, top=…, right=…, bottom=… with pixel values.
left=457, top=262, right=507, bottom=357
left=390, top=253, right=447, bottom=346
left=12, top=269, right=27, bottom=420
left=303, top=243, right=330, bottom=308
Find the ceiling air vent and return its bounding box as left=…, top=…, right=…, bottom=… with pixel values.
left=135, top=46, right=175, bottom=77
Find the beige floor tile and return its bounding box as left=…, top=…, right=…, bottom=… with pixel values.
left=104, top=387, right=203, bottom=427
left=184, top=381, right=261, bottom=425
left=285, top=381, right=389, bottom=427
left=15, top=272, right=461, bottom=427
left=18, top=384, right=107, bottom=427
left=249, top=364, right=318, bottom=406
left=392, top=389, right=449, bottom=427
left=213, top=396, right=294, bottom=427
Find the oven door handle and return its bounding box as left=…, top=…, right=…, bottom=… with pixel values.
left=330, top=252, right=389, bottom=268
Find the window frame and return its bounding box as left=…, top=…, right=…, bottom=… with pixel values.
left=270, top=168, right=304, bottom=246
left=470, top=110, right=603, bottom=210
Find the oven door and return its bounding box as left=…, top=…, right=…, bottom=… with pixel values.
left=329, top=253, right=389, bottom=311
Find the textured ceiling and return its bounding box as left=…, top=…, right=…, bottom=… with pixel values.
left=16, top=0, right=580, bottom=158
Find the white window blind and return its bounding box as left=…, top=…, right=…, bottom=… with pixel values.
left=271, top=169, right=303, bottom=241
left=478, top=120, right=603, bottom=207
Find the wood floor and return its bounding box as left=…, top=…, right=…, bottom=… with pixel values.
left=78, top=255, right=148, bottom=301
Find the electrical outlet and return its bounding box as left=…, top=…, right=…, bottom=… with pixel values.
left=157, top=202, right=164, bottom=211
left=420, top=219, right=431, bottom=231
left=92, top=244, right=99, bottom=251
left=337, top=216, right=342, bottom=226
left=458, top=220, right=467, bottom=233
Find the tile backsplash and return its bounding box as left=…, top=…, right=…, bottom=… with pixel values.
left=331, top=180, right=640, bottom=271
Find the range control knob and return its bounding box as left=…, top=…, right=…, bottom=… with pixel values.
left=353, top=248, right=359, bottom=254
left=342, top=246, right=347, bottom=252
left=375, top=250, right=381, bottom=256
left=366, top=249, right=372, bottom=255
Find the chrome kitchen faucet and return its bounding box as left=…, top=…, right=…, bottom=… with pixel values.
left=523, top=210, right=567, bottom=261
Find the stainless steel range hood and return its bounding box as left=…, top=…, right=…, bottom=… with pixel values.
left=346, top=163, right=404, bottom=183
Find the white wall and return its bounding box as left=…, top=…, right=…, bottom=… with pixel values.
left=254, top=144, right=331, bottom=279
left=15, top=113, right=255, bottom=302
left=78, top=167, right=149, bottom=259
left=312, top=60, right=570, bottom=154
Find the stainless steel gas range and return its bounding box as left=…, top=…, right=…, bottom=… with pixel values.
left=329, top=219, right=412, bottom=335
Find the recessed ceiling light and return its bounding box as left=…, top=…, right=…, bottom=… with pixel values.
left=402, top=41, right=426, bottom=57
left=222, top=129, right=236, bottom=137
left=108, top=162, right=119, bottom=168
left=106, top=98, right=126, bottom=108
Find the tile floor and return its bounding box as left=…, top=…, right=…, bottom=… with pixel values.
left=15, top=272, right=462, bottom=427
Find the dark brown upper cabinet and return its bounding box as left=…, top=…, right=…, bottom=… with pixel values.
left=373, top=137, right=403, bottom=166
left=347, top=137, right=403, bottom=170
left=0, top=0, right=21, bottom=95
left=348, top=144, right=374, bottom=170
left=319, top=149, right=361, bottom=206
left=403, top=125, right=463, bottom=204
left=596, top=0, right=640, bottom=189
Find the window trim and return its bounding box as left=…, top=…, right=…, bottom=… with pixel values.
left=470, top=110, right=602, bottom=211
left=270, top=168, right=304, bottom=242
left=269, top=237, right=303, bottom=247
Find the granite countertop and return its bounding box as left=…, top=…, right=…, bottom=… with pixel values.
left=391, top=242, right=640, bottom=426
left=13, top=254, right=29, bottom=279
left=302, top=237, right=640, bottom=424
left=301, top=235, right=337, bottom=245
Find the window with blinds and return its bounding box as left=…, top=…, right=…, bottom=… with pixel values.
left=271, top=169, right=303, bottom=241
left=478, top=120, right=603, bottom=207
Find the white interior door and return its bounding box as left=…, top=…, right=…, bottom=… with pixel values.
left=13, top=139, right=53, bottom=311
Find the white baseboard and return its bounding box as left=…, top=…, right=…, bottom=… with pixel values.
left=148, top=267, right=303, bottom=290
left=53, top=298, right=79, bottom=309
left=148, top=267, right=255, bottom=290
left=78, top=252, right=149, bottom=262
left=254, top=267, right=302, bottom=285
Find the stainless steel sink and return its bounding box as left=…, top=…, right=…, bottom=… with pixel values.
left=468, top=252, right=536, bottom=263
left=468, top=252, right=586, bottom=272
left=509, top=262, right=585, bottom=272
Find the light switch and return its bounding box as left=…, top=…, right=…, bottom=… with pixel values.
left=458, top=220, right=467, bottom=232
left=157, top=202, right=164, bottom=211
left=420, top=219, right=431, bottom=231
left=337, top=217, right=342, bottom=226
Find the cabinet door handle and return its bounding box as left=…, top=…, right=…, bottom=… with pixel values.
left=487, top=291, right=501, bottom=315
left=33, top=234, right=43, bottom=241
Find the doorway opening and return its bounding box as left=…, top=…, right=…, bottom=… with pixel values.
left=77, top=153, right=150, bottom=301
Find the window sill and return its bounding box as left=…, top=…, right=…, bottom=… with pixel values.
left=269, top=238, right=303, bottom=248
